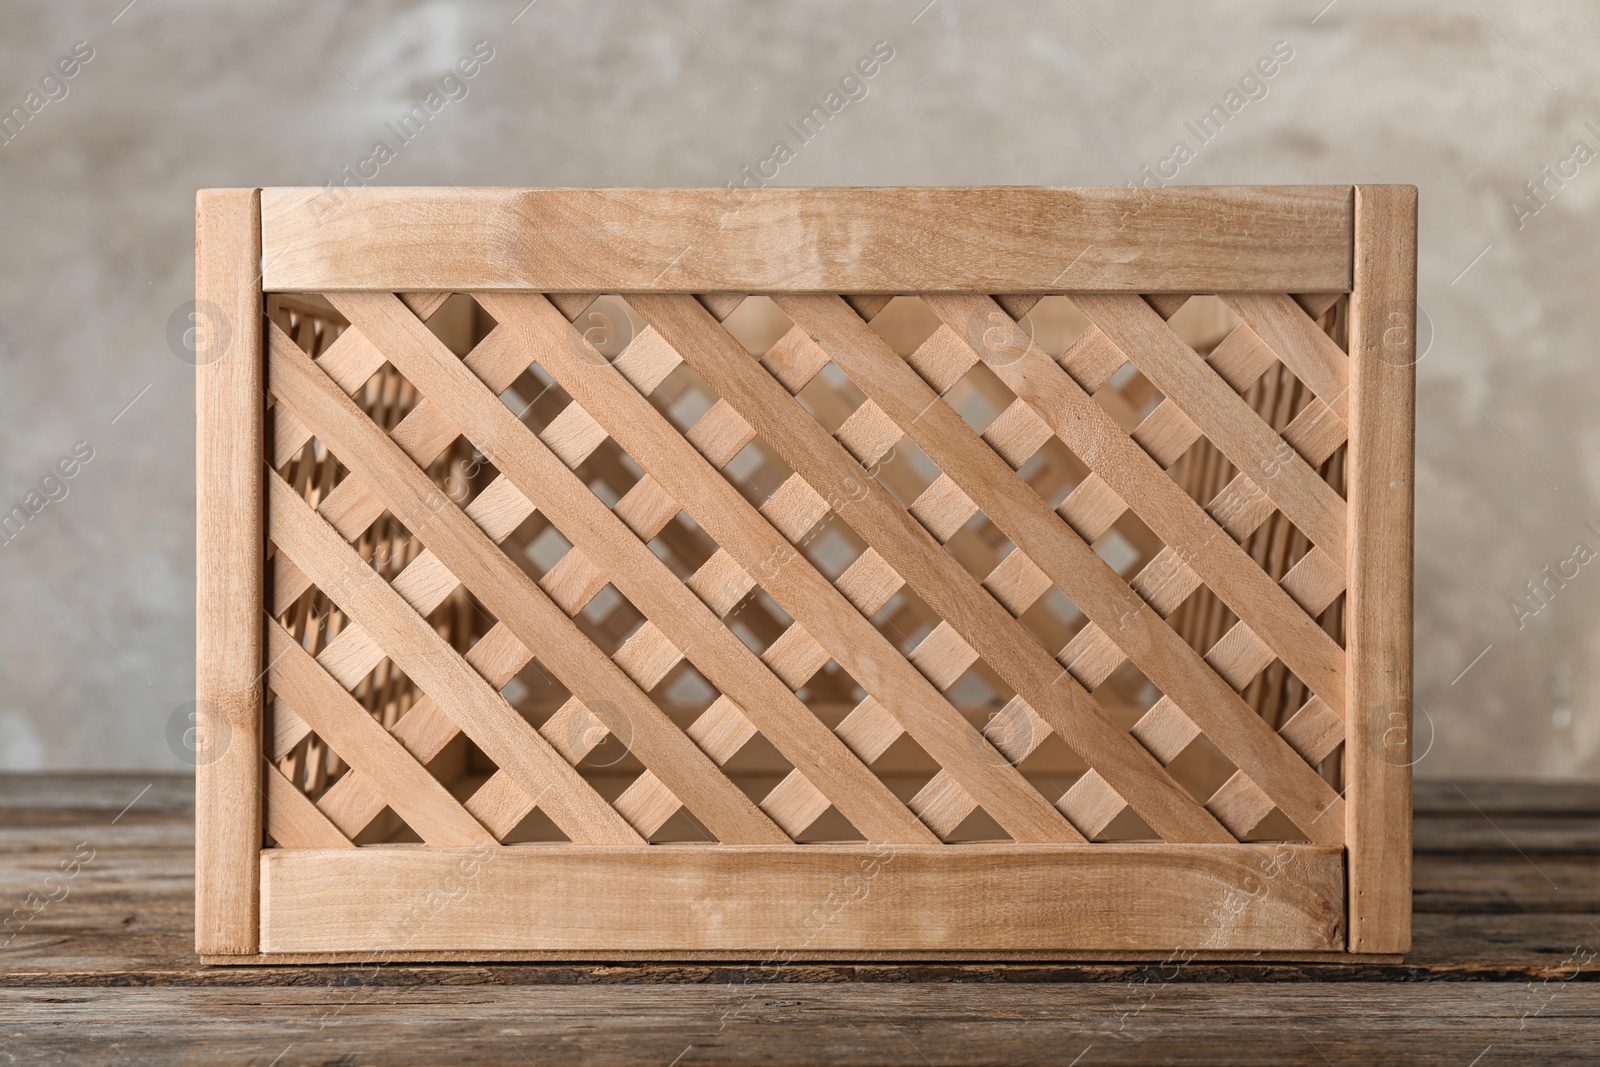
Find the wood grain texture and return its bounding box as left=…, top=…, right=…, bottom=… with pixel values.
left=259, top=844, right=1345, bottom=954
left=260, top=186, right=1354, bottom=293
left=1346, top=185, right=1418, bottom=953
left=194, top=188, right=263, bottom=955
left=479, top=293, right=1078, bottom=846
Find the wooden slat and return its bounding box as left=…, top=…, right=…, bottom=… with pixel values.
left=265, top=472, right=642, bottom=845
left=1074, top=296, right=1349, bottom=563
left=263, top=762, right=353, bottom=850
left=780, top=299, right=1344, bottom=844
left=1222, top=293, right=1352, bottom=417
left=643, top=294, right=1216, bottom=844
left=928, top=296, right=1347, bottom=713
left=259, top=844, right=1346, bottom=953
left=1346, top=185, right=1417, bottom=954
left=330, top=291, right=934, bottom=844
left=264, top=617, right=495, bottom=847
left=195, top=188, right=263, bottom=955
left=480, top=293, right=1077, bottom=844
left=268, top=321, right=782, bottom=846
left=262, top=187, right=1354, bottom=293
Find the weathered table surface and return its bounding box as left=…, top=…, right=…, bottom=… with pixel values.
left=2, top=773, right=1598, bottom=1065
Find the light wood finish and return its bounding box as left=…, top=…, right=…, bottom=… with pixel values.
left=1346, top=185, right=1417, bottom=953
left=194, top=189, right=263, bottom=955
left=261, top=186, right=1354, bottom=293
left=480, top=293, right=1076, bottom=844
left=192, top=185, right=1414, bottom=959
left=259, top=844, right=1344, bottom=953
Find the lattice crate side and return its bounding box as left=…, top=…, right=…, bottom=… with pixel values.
left=196, top=186, right=1412, bottom=960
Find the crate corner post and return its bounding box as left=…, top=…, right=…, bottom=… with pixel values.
left=195, top=188, right=266, bottom=957
left=1346, top=184, right=1418, bottom=954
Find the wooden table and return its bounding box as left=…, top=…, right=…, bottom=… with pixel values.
left=3, top=774, right=1598, bottom=1065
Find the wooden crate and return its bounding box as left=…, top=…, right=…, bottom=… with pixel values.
left=195, top=186, right=1415, bottom=961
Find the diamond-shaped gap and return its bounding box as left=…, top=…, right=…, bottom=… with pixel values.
left=647, top=509, right=721, bottom=581
left=1017, top=585, right=1084, bottom=654
left=1241, top=658, right=1316, bottom=733
left=500, top=358, right=567, bottom=431
left=864, top=295, right=941, bottom=356
left=1162, top=731, right=1239, bottom=810
left=723, top=587, right=795, bottom=656
left=573, top=582, right=647, bottom=656
left=504, top=511, right=571, bottom=582
left=945, top=511, right=1016, bottom=585
left=1094, top=660, right=1163, bottom=734
left=500, top=656, right=569, bottom=728
left=794, top=361, right=870, bottom=435
left=717, top=294, right=793, bottom=357
left=418, top=292, right=497, bottom=359
left=1239, top=507, right=1316, bottom=593
left=866, top=730, right=943, bottom=807
left=795, top=658, right=865, bottom=708
left=651, top=360, right=719, bottom=434
left=1166, top=433, right=1239, bottom=509
left=563, top=294, right=644, bottom=364
left=1093, top=361, right=1165, bottom=432
left=348, top=648, right=425, bottom=734
left=430, top=436, right=501, bottom=515
left=1094, top=507, right=1160, bottom=580
left=717, top=729, right=795, bottom=810
left=868, top=581, right=942, bottom=658
left=650, top=659, right=718, bottom=733
left=1021, top=295, right=1090, bottom=360
left=941, top=356, right=1016, bottom=436
left=1164, top=294, right=1241, bottom=358
left=353, top=360, right=426, bottom=435
left=794, top=511, right=867, bottom=582
left=274, top=434, right=351, bottom=504
left=424, top=573, right=498, bottom=659
left=949, top=661, right=1015, bottom=728
left=1011, top=729, right=1087, bottom=816
left=724, top=437, right=795, bottom=510
left=573, top=435, right=646, bottom=509
left=869, top=433, right=940, bottom=508
left=1017, top=435, right=1088, bottom=511
left=1165, top=579, right=1240, bottom=658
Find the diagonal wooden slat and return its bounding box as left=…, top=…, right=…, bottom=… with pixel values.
left=478, top=291, right=1081, bottom=844
left=329, top=291, right=937, bottom=845
left=264, top=616, right=496, bottom=847
left=1073, top=295, right=1347, bottom=561
left=1222, top=293, right=1351, bottom=418
left=927, top=295, right=1347, bottom=713
left=265, top=471, right=643, bottom=844
left=263, top=761, right=353, bottom=849
left=632, top=294, right=1227, bottom=844
left=267, top=323, right=786, bottom=845
left=780, top=295, right=1343, bottom=844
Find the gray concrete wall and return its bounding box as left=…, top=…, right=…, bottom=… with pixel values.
left=0, top=0, right=1593, bottom=778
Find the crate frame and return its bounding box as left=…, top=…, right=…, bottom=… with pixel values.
left=196, top=186, right=1414, bottom=962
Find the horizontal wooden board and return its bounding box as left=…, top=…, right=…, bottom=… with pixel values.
left=259, top=186, right=1354, bottom=293
left=258, top=844, right=1344, bottom=955
left=8, top=984, right=1600, bottom=1066
left=0, top=774, right=1595, bottom=984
